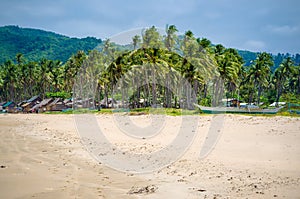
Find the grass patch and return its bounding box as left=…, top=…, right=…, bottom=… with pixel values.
left=42, top=107, right=300, bottom=117
left=43, top=107, right=202, bottom=116
left=44, top=108, right=99, bottom=114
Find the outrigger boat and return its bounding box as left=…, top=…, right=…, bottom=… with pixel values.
left=194, top=104, right=283, bottom=114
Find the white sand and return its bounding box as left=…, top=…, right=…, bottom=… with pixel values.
left=0, top=113, right=300, bottom=198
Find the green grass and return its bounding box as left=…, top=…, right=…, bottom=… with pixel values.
left=42, top=107, right=300, bottom=117
left=43, top=107, right=202, bottom=116
left=44, top=108, right=99, bottom=114
left=125, top=108, right=201, bottom=116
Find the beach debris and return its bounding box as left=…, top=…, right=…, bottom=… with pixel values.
left=190, top=187, right=206, bottom=192
left=127, top=184, right=158, bottom=194
left=0, top=165, right=6, bottom=168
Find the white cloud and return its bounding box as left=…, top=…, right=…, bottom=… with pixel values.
left=265, top=25, right=299, bottom=35
left=110, top=27, right=166, bottom=45
left=1, top=0, right=300, bottom=53
left=243, top=40, right=266, bottom=52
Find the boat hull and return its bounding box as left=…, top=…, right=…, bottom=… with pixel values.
left=194, top=104, right=280, bottom=114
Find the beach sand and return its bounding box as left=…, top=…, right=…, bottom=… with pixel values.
left=0, top=113, right=300, bottom=198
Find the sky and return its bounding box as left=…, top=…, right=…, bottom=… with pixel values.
left=0, top=0, right=299, bottom=54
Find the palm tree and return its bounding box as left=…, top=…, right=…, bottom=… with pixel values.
left=142, top=26, right=163, bottom=49
left=214, top=47, right=243, bottom=106
left=38, top=58, right=50, bottom=98
left=181, top=30, right=196, bottom=57
left=22, top=61, right=37, bottom=98
left=184, top=30, right=194, bottom=39
left=16, top=53, right=24, bottom=66
left=51, top=60, right=63, bottom=92
left=273, top=57, right=296, bottom=105
left=214, top=44, right=225, bottom=55
left=165, top=24, right=178, bottom=51
left=246, top=52, right=273, bottom=105
left=15, top=53, right=25, bottom=101
left=164, top=25, right=178, bottom=107
left=132, top=35, right=141, bottom=50
left=63, top=50, right=86, bottom=93
left=196, top=37, right=212, bottom=53
left=2, top=60, right=17, bottom=101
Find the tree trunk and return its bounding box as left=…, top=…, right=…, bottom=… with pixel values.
left=165, top=69, right=173, bottom=108
left=144, top=67, right=151, bottom=106
left=257, top=85, right=262, bottom=106
left=104, top=84, right=109, bottom=108
left=193, top=80, right=199, bottom=105
left=203, top=83, right=207, bottom=98
left=248, top=89, right=253, bottom=105
left=298, top=74, right=300, bottom=94
left=275, top=83, right=282, bottom=107
left=151, top=66, right=157, bottom=107
left=121, top=76, right=125, bottom=108
left=110, top=80, right=114, bottom=108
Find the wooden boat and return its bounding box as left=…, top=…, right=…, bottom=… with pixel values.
left=194, top=104, right=283, bottom=114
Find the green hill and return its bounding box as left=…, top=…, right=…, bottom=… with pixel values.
left=237, top=49, right=300, bottom=72
left=1, top=25, right=299, bottom=70
left=0, top=25, right=102, bottom=63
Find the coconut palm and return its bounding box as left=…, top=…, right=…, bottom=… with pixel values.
left=196, top=37, right=212, bottom=54
left=132, top=35, right=141, bottom=50
left=63, top=50, right=87, bottom=93
left=164, top=24, right=178, bottom=107
left=214, top=47, right=243, bottom=106
left=273, top=57, right=296, bottom=105
left=142, top=26, right=163, bottom=49
left=2, top=60, right=17, bottom=101
left=246, top=52, right=273, bottom=105
left=165, top=24, right=178, bottom=51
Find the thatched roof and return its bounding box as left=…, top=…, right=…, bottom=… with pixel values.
left=27, top=95, right=41, bottom=103
left=100, top=98, right=116, bottom=104
left=30, top=98, right=53, bottom=110
left=49, top=98, right=63, bottom=106
left=63, top=98, right=72, bottom=104
left=21, top=102, right=31, bottom=108
left=40, top=98, right=53, bottom=106
left=2, top=101, right=15, bottom=108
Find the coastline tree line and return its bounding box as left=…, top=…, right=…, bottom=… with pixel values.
left=0, top=25, right=299, bottom=108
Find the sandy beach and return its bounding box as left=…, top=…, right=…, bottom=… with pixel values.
left=0, top=113, right=300, bottom=198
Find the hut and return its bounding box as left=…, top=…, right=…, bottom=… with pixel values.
left=17, top=100, right=26, bottom=107
left=0, top=102, right=6, bottom=112
left=27, top=95, right=42, bottom=103
left=63, top=98, right=73, bottom=108
left=2, top=101, right=17, bottom=113
left=100, top=98, right=116, bottom=108
left=29, top=98, right=53, bottom=113
left=47, top=98, right=68, bottom=111
left=73, top=98, right=95, bottom=108
left=21, top=96, right=42, bottom=112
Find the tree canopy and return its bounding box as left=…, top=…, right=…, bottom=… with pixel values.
left=1, top=25, right=299, bottom=108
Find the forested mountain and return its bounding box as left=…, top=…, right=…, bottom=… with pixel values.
left=0, top=25, right=102, bottom=63
left=0, top=25, right=299, bottom=108
left=238, top=49, right=300, bottom=72
left=1, top=25, right=299, bottom=69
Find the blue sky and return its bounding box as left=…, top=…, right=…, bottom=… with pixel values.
left=1, top=0, right=299, bottom=54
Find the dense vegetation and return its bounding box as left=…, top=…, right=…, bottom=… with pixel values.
left=1, top=25, right=299, bottom=69
left=0, top=25, right=101, bottom=63
left=239, top=49, right=300, bottom=72
left=0, top=25, right=299, bottom=108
